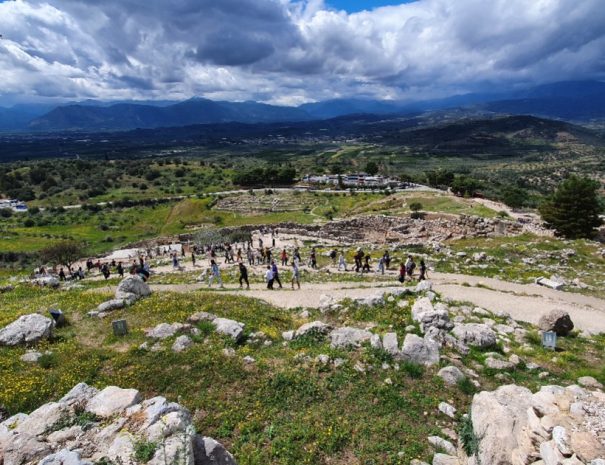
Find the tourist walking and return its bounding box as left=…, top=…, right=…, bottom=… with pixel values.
left=101, top=263, right=110, bottom=280
left=238, top=262, right=250, bottom=289
left=265, top=266, right=274, bottom=290
left=310, top=248, right=317, bottom=269
left=271, top=260, right=283, bottom=289
left=338, top=252, right=347, bottom=271
left=117, top=262, right=124, bottom=278
left=291, top=260, right=301, bottom=289
left=208, top=260, right=223, bottom=288
left=418, top=259, right=428, bottom=281
left=377, top=256, right=385, bottom=275
left=362, top=254, right=371, bottom=273
left=405, top=255, right=416, bottom=281
left=58, top=268, right=66, bottom=281
left=191, top=252, right=196, bottom=267
left=398, top=263, right=405, bottom=283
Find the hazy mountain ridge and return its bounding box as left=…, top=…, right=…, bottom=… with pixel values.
left=1, top=80, right=604, bottom=132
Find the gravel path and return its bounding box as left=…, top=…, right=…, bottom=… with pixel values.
left=93, top=270, right=605, bottom=334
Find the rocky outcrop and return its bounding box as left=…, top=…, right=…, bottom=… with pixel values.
left=92, top=275, right=152, bottom=317
left=0, top=383, right=237, bottom=465
left=292, top=321, right=332, bottom=339
left=0, top=314, right=54, bottom=347
left=538, top=309, right=575, bottom=336
left=115, top=275, right=151, bottom=303
left=466, top=384, right=605, bottom=465
left=146, top=322, right=192, bottom=339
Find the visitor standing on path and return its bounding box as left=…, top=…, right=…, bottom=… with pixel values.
left=281, top=249, right=288, bottom=266
left=191, top=253, right=196, bottom=267
left=208, top=259, right=223, bottom=288
left=398, top=263, right=406, bottom=283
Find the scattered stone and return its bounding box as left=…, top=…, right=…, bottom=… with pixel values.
left=188, top=311, right=217, bottom=323
left=415, top=281, right=433, bottom=293
left=293, top=321, right=332, bottom=339
left=20, top=350, right=44, bottom=363
left=0, top=314, right=54, bottom=346
left=535, top=277, right=564, bottom=291
left=353, top=361, right=366, bottom=373
left=243, top=356, right=256, bottom=364
left=282, top=330, right=294, bottom=341
left=577, top=376, right=603, bottom=389
left=438, top=402, right=456, bottom=418
left=172, top=335, right=193, bottom=353
left=315, top=354, right=330, bottom=365
left=213, top=318, right=245, bottom=342
left=552, top=426, right=572, bottom=456
left=438, top=366, right=465, bottom=385
left=97, top=299, right=126, bottom=314
left=401, top=334, right=440, bottom=366
left=145, top=322, right=190, bottom=339
left=193, top=436, right=237, bottom=465
left=383, top=332, right=399, bottom=356
left=485, top=357, right=515, bottom=370
left=329, top=327, right=373, bottom=349
left=222, top=348, right=236, bottom=357
left=428, top=436, right=456, bottom=456
left=452, top=323, right=496, bottom=349
left=538, top=309, right=574, bottom=336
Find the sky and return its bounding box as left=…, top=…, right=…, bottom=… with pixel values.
left=0, top=0, right=604, bottom=106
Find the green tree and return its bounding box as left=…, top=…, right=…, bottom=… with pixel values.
left=539, top=176, right=603, bottom=239
left=40, top=241, right=86, bottom=271
left=364, top=161, right=379, bottom=176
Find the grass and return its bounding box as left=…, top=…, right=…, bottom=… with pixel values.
left=0, top=281, right=604, bottom=464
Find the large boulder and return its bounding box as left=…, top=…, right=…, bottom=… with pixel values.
left=471, top=385, right=535, bottom=465
left=329, top=327, right=373, bottom=349
left=538, top=309, right=574, bottom=336
left=0, top=314, right=54, bottom=346
left=400, top=334, right=440, bottom=366
left=437, top=366, right=465, bottom=385
left=452, top=323, right=496, bottom=349
left=115, top=275, right=151, bottom=303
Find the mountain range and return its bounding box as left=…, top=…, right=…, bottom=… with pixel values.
left=1, top=80, right=604, bottom=133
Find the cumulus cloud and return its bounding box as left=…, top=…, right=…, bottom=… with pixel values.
left=0, top=0, right=604, bottom=105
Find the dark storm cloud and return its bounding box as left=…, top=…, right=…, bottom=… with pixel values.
left=1, top=0, right=604, bottom=105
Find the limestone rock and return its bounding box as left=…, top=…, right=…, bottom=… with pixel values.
left=329, top=327, right=373, bottom=349
left=438, top=366, right=465, bottom=385
left=577, top=376, right=603, bottom=389
left=39, top=449, right=91, bottom=465
left=146, top=322, right=190, bottom=339
left=570, top=431, right=605, bottom=462
left=383, top=332, right=399, bottom=356
left=193, top=436, right=237, bottom=465
left=172, top=335, right=193, bottom=352
left=20, top=350, right=43, bottom=363
left=401, top=334, right=440, bottom=366
left=538, top=309, right=574, bottom=336
left=115, top=275, right=151, bottom=302
left=415, top=280, right=433, bottom=293
left=97, top=299, right=126, bottom=314
left=293, top=321, right=332, bottom=339
left=432, top=453, right=459, bottom=465
left=0, top=314, right=54, bottom=347
left=212, top=318, right=245, bottom=342
left=412, top=297, right=434, bottom=321
left=452, top=323, right=496, bottom=349
left=428, top=436, right=456, bottom=455
left=188, top=312, right=217, bottom=323
left=438, top=402, right=456, bottom=418
left=86, top=386, right=142, bottom=418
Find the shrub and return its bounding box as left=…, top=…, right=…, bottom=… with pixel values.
left=460, top=414, right=479, bottom=456
left=401, top=361, right=424, bottom=378
left=133, top=439, right=157, bottom=463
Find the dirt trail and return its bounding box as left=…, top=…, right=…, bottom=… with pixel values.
left=95, top=271, right=605, bottom=334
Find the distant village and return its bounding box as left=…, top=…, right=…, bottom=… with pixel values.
left=301, top=172, right=415, bottom=189
left=0, top=199, right=28, bottom=213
